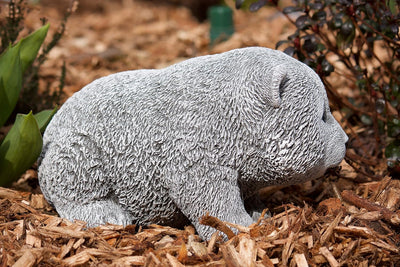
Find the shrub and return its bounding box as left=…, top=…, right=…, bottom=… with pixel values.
left=235, top=0, right=400, bottom=176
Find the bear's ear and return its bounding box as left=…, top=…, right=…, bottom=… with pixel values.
left=266, top=64, right=287, bottom=108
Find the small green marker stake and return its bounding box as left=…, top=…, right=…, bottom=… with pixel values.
left=208, top=6, right=234, bottom=45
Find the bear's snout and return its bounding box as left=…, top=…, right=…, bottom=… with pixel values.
left=324, top=117, right=348, bottom=169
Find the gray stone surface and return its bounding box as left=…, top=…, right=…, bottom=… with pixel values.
left=38, top=47, right=348, bottom=240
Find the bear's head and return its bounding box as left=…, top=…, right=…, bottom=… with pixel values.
left=238, top=48, right=348, bottom=186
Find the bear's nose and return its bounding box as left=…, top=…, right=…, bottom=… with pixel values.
left=338, top=123, right=349, bottom=144
left=343, top=133, right=349, bottom=144
left=343, top=130, right=349, bottom=144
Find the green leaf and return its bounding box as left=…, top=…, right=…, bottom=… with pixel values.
left=295, top=15, right=312, bottom=30
left=387, top=0, right=397, bottom=15
left=312, top=10, right=326, bottom=21
left=34, top=107, right=57, bottom=134
left=0, top=24, right=49, bottom=128
left=19, top=24, right=49, bottom=73
left=0, top=112, right=43, bottom=186
left=283, top=6, right=303, bottom=14
left=388, top=118, right=400, bottom=137
left=385, top=139, right=400, bottom=169
left=235, top=0, right=260, bottom=10
left=249, top=0, right=268, bottom=12
left=0, top=43, right=23, bottom=127
left=360, top=114, right=373, bottom=126
left=337, top=19, right=355, bottom=49
left=0, top=80, right=10, bottom=127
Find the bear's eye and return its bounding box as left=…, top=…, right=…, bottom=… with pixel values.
left=322, top=109, right=327, bottom=123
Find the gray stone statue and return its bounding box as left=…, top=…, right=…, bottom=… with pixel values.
left=38, top=47, right=348, bottom=240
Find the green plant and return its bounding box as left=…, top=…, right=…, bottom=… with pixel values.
left=0, top=24, right=56, bottom=187
left=0, top=0, right=76, bottom=114
left=235, top=0, right=400, bottom=176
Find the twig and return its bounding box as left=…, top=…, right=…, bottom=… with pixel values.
left=341, top=190, right=400, bottom=225
left=344, top=156, right=382, bottom=181
left=199, top=213, right=235, bottom=240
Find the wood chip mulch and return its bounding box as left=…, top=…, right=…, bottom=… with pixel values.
left=1, top=176, right=399, bottom=266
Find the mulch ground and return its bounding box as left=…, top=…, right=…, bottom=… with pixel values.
left=2, top=176, right=400, bottom=266
left=1, top=1, right=399, bottom=266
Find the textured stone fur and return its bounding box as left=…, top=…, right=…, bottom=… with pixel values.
left=38, top=47, right=348, bottom=240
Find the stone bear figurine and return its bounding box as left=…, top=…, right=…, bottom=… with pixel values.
left=38, top=47, right=348, bottom=240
